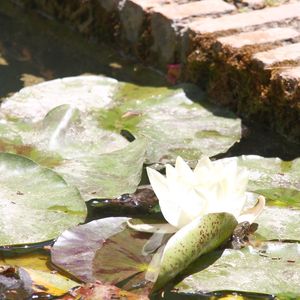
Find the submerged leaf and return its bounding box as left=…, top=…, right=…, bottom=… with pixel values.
left=58, top=282, right=149, bottom=300
left=0, top=252, right=78, bottom=297
left=175, top=242, right=300, bottom=298
left=0, top=265, right=32, bottom=299
left=90, top=187, right=159, bottom=214
left=0, top=153, right=86, bottom=246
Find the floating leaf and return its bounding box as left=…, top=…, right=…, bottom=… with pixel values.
left=98, top=82, right=241, bottom=164
left=225, top=155, right=300, bottom=201
left=0, top=105, right=146, bottom=200
left=220, top=156, right=300, bottom=241
left=0, top=153, right=86, bottom=246
left=1, top=75, right=119, bottom=122
left=51, top=217, right=131, bottom=283
left=175, top=242, right=300, bottom=298
left=52, top=217, right=155, bottom=294
left=1, top=76, right=242, bottom=166
left=255, top=206, right=300, bottom=241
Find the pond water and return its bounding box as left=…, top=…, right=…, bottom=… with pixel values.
left=0, top=1, right=298, bottom=299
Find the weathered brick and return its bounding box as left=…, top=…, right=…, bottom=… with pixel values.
left=189, top=2, right=300, bottom=34
left=253, top=42, right=300, bottom=67
left=217, top=27, right=299, bottom=48
left=279, top=66, right=300, bottom=80
left=152, top=0, right=235, bottom=20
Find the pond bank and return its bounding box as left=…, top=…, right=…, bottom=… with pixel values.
left=11, top=0, right=300, bottom=144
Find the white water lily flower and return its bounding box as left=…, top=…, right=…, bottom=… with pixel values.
left=127, top=156, right=265, bottom=284
left=129, top=156, right=265, bottom=234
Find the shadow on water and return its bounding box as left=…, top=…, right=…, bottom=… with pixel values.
left=0, top=1, right=299, bottom=299
left=0, top=0, right=167, bottom=99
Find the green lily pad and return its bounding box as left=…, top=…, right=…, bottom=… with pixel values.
left=1, top=75, right=242, bottom=166
left=216, top=156, right=300, bottom=241
left=1, top=75, right=119, bottom=122
left=175, top=242, right=300, bottom=298
left=0, top=105, right=146, bottom=200
left=97, top=82, right=242, bottom=164
left=255, top=206, right=300, bottom=241
left=228, top=155, right=300, bottom=201
left=0, top=153, right=86, bottom=246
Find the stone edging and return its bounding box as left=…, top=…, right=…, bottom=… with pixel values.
left=17, top=0, right=300, bottom=142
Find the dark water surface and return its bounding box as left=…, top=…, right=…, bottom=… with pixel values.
left=0, top=1, right=298, bottom=299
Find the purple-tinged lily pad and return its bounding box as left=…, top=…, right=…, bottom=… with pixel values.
left=51, top=217, right=130, bottom=283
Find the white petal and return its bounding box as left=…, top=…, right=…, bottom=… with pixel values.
left=194, top=156, right=213, bottom=182
left=165, top=164, right=177, bottom=182
left=238, top=195, right=266, bottom=224
left=165, top=165, right=206, bottom=228
left=175, top=156, right=196, bottom=184
left=147, top=167, right=180, bottom=227
left=127, top=219, right=177, bottom=233
left=166, top=164, right=195, bottom=227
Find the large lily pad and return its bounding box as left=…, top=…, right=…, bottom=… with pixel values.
left=1, top=75, right=242, bottom=165
left=0, top=153, right=86, bottom=246
left=227, top=155, right=300, bottom=198
left=51, top=217, right=131, bottom=283
left=51, top=217, right=153, bottom=292
left=255, top=206, right=300, bottom=241
left=220, top=156, right=300, bottom=240
left=0, top=75, right=119, bottom=122
left=0, top=104, right=146, bottom=200
left=175, top=242, right=300, bottom=298
left=97, top=82, right=242, bottom=164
